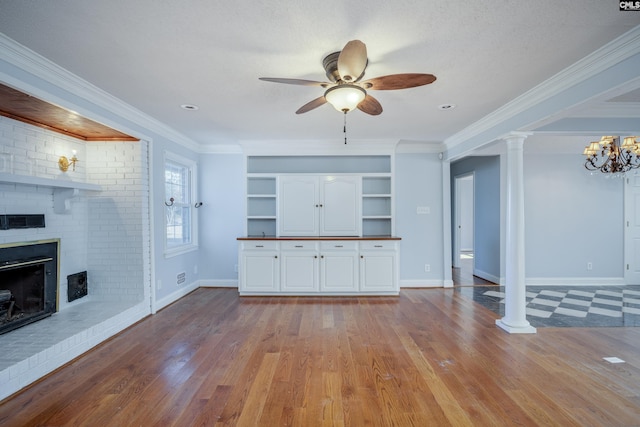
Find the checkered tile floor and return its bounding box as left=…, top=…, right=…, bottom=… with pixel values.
left=457, top=285, right=640, bottom=327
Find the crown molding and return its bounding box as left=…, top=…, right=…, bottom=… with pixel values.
left=444, top=25, right=640, bottom=151
left=0, top=33, right=200, bottom=152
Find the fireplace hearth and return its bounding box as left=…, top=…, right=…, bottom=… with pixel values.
left=0, top=240, right=59, bottom=335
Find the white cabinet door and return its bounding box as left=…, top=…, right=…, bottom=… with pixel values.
left=281, top=251, right=319, bottom=292
left=359, top=241, right=399, bottom=293
left=279, top=176, right=319, bottom=236
left=279, top=175, right=361, bottom=237
left=320, top=176, right=361, bottom=236
left=240, top=250, right=279, bottom=293
left=320, top=252, right=359, bottom=292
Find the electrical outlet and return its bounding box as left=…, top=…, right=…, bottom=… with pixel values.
left=587, top=262, right=593, bottom=271
left=425, top=264, right=430, bottom=272
left=177, top=272, right=186, bottom=285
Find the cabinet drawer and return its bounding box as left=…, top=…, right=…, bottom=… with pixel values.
left=241, top=241, right=278, bottom=251
left=280, top=241, right=319, bottom=251
left=359, top=241, right=398, bottom=251
left=320, top=241, right=359, bottom=251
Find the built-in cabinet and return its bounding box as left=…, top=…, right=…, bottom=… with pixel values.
left=241, top=155, right=398, bottom=296
left=238, top=238, right=399, bottom=295
left=279, top=175, right=361, bottom=236
left=245, top=155, right=393, bottom=238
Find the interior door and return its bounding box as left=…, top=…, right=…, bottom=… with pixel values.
left=453, top=173, right=474, bottom=269
left=625, top=174, right=640, bottom=284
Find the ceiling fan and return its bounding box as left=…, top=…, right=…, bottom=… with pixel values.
left=259, top=40, right=437, bottom=116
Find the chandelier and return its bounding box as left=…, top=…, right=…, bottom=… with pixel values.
left=583, top=135, right=640, bottom=175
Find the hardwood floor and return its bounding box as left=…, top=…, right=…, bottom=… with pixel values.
left=452, top=254, right=497, bottom=287
left=1, top=287, right=640, bottom=426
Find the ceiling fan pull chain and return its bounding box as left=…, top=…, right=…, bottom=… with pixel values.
left=343, top=111, right=348, bottom=144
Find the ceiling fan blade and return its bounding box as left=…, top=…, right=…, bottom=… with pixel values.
left=259, top=77, right=330, bottom=87
left=361, top=73, right=437, bottom=90
left=337, top=40, right=367, bottom=82
left=296, top=96, right=327, bottom=114
left=357, top=95, right=383, bottom=116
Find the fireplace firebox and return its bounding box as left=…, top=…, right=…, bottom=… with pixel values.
left=0, top=240, right=59, bottom=335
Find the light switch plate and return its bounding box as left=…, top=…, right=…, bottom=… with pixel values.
left=417, top=206, right=430, bottom=215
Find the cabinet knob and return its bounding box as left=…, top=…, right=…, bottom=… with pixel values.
left=361, top=255, right=364, bottom=259
left=321, top=255, right=324, bottom=259
left=319, top=204, right=323, bottom=207
left=314, top=255, right=318, bottom=258
left=275, top=255, right=278, bottom=259
left=315, top=204, right=319, bottom=207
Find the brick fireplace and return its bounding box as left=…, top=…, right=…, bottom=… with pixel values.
left=0, top=115, right=151, bottom=401
left=0, top=240, right=59, bottom=335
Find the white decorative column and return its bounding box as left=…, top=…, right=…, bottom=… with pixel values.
left=496, top=132, right=536, bottom=334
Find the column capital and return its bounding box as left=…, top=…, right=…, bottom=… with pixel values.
left=500, top=131, right=532, bottom=144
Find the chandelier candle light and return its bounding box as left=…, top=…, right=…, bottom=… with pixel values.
left=583, top=135, right=640, bottom=176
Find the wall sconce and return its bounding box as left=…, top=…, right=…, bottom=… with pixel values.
left=58, top=150, right=78, bottom=172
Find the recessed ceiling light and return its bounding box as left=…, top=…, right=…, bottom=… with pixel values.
left=180, top=104, right=199, bottom=111
left=438, top=104, right=456, bottom=110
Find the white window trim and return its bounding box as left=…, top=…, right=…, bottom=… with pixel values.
left=164, top=151, right=198, bottom=258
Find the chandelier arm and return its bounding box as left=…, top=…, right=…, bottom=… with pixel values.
left=582, top=136, right=640, bottom=175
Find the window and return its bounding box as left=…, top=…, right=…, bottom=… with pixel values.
left=164, top=152, right=198, bottom=257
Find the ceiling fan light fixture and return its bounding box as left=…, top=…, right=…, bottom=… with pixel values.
left=324, top=84, right=366, bottom=112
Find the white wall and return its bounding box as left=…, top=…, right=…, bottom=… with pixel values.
left=198, top=153, right=245, bottom=285
left=524, top=135, right=624, bottom=284
left=151, top=143, right=202, bottom=306
left=395, top=152, right=444, bottom=286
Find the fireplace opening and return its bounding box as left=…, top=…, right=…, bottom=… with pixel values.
left=0, top=240, right=58, bottom=335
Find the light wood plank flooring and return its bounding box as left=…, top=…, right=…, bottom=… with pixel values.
left=1, top=287, right=639, bottom=426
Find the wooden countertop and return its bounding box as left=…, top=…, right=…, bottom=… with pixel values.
left=237, top=236, right=401, bottom=241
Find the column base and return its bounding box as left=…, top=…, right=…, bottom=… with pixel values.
left=496, top=318, right=537, bottom=334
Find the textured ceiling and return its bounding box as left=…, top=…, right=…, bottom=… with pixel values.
left=0, top=0, right=637, bottom=147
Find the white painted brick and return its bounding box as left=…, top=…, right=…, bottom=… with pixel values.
left=1, top=117, right=151, bottom=399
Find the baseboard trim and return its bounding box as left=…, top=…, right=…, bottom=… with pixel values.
left=473, top=269, right=501, bottom=285
left=400, top=279, right=443, bottom=288
left=199, top=279, right=238, bottom=288
left=155, top=281, right=200, bottom=311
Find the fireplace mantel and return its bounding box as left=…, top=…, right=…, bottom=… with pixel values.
left=0, top=173, right=102, bottom=213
